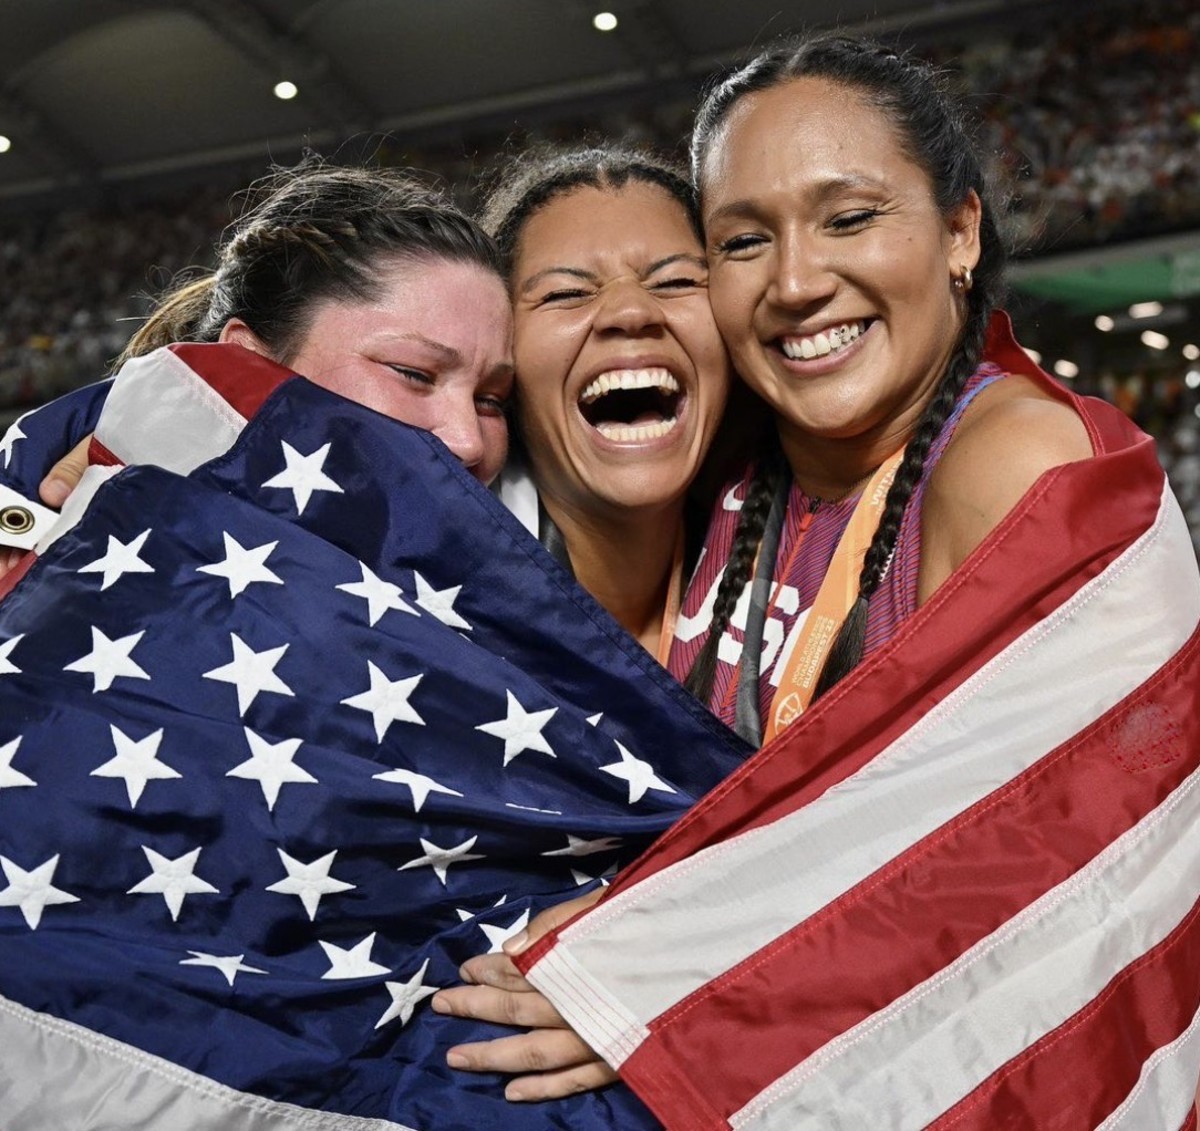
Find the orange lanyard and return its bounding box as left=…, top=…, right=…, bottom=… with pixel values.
left=762, top=449, right=904, bottom=740
left=655, top=529, right=686, bottom=667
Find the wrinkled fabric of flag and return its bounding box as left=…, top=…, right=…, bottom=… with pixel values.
left=522, top=321, right=1200, bottom=1131
left=0, top=344, right=751, bottom=1130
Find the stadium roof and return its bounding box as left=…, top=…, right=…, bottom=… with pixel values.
left=0, top=0, right=1074, bottom=206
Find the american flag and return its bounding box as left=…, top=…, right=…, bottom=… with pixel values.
left=522, top=324, right=1200, bottom=1131
left=0, top=344, right=751, bottom=1129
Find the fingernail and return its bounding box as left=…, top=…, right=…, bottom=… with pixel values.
left=502, top=930, right=529, bottom=955
left=457, top=964, right=477, bottom=984
left=40, top=478, right=70, bottom=509
left=446, top=1052, right=469, bottom=1069
left=430, top=994, right=450, bottom=1013
left=506, top=1086, right=527, bottom=1102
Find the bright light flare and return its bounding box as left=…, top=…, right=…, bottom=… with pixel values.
left=593, top=11, right=618, bottom=31
left=1141, top=330, right=1169, bottom=351
left=1129, top=301, right=1163, bottom=319
left=1053, top=359, right=1079, bottom=379
left=1094, top=314, right=1114, bottom=332
left=274, top=81, right=299, bottom=100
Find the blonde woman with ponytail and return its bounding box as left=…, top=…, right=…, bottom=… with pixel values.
left=2, top=160, right=514, bottom=528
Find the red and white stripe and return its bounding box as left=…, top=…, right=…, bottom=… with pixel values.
left=34, top=344, right=294, bottom=552
left=88, top=342, right=292, bottom=473
left=524, top=387, right=1200, bottom=1129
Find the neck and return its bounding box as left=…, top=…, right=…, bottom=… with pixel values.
left=542, top=495, right=681, bottom=655
left=776, top=389, right=936, bottom=501
left=778, top=429, right=901, bottom=502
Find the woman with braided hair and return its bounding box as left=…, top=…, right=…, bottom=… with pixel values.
left=669, top=33, right=1093, bottom=733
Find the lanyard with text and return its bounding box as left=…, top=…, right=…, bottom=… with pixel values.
left=763, top=447, right=905, bottom=742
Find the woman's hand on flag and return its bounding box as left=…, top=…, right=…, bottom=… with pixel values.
left=431, top=888, right=617, bottom=1100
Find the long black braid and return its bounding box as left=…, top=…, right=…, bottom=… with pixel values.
left=684, top=439, right=785, bottom=704
left=813, top=303, right=992, bottom=696
left=689, top=34, right=1010, bottom=705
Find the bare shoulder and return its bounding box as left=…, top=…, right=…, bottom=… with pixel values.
left=918, top=375, right=1094, bottom=600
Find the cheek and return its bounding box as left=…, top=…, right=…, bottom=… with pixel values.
left=703, top=367, right=732, bottom=432
left=478, top=417, right=509, bottom=483
left=515, top=394, right=564, bottom=462
left=707, top=270, right=756, bottom=343
left=326, top=374, right=435, bottom=431
left=684, top=323, right=733, bottom=410
left=514, top=317, right=578, bottom=385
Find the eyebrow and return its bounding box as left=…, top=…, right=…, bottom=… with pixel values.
left=706, top=174, right=887, bottom=224
left=391, top=333, right=515, bottom=382
left=519, top=266, right=597, bottom=295
left=645, top=252, right=708, bottom=275
left=387, top=332, right=462, bottom=364
left=519, top=252, right=708, bottom=295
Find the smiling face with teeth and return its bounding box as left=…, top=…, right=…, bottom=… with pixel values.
left=511, top=181, right=730, bottom=520
left=700, top=76, right=981, bottom=487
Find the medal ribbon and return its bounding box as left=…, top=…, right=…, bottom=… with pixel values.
left=763, top=447, right=905, bottom=741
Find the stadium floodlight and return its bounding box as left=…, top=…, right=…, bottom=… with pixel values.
left=1184, top=344, right=1199, bottom=361
left=274, top=81, right=299, bottom=101
left=1140, top=330, right=1169, bottom=351
left=593, top=11, right=618, bottom=31
left=1094, top=314, right=1114, bottom=332
left=1024, top=347, right=1042, bottom=364
left=0, top=135, right=11, bottom=153
left=1128, top=301, right=1163, bottom=319
left=1053, top=359, right=1078, bottom=379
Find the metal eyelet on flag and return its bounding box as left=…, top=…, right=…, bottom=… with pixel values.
left=0, top=484, right=58, bottom=550
left=0, top=505, right=34, bottom=536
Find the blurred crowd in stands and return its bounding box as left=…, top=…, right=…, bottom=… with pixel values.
left=962, top=0, right=1200, bottom=255
left=1073, top=365, right=1200, bottom=559
left=2, top=0, right=1198, bottom=552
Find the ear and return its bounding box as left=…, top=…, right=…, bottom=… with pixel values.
left=945, top=189, right=983, bottom=274
left=218, top=318, right=270, bottom=356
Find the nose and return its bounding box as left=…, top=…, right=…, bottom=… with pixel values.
left=767, top=230, right=837, bottom=311
left=433, top=394, right=487, bottom=479
left=593, top=278, right=665, bottom=336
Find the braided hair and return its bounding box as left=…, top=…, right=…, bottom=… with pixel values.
left=683, top=438, right=785, bottom=702
left=119, top=157, right=502, bottom=367
left=687, top=35, right=1009, bottom=705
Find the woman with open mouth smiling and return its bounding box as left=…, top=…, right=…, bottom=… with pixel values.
left=482, top=146, right=732, bottom=663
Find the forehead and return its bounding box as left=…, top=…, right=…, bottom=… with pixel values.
left=702, top=76, right=917, bottom=200
left=516, top=182, right=700, bottom=267
left=304, top=256, right=511, bottom=348
left=369, top=254, right=505, bottom=304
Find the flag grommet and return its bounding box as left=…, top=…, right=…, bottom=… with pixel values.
left=0, top=505, right=34, bottom=536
